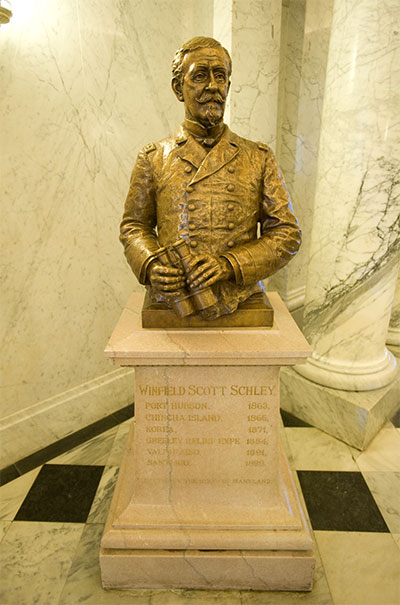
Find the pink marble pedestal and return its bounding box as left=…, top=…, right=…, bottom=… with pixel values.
left=100, top=292, right=315, bottom=591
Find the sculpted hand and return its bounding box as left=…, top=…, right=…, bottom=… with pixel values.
left=148, top=262, right=186, bottom=293
left=185, top=255, right=234, bottom=289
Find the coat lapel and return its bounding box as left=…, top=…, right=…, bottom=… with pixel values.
left=174, top=125, right=240, bottom=183
left=175, top=127, right=207, bottom=169
left=189, top=128, right=239, bottom=185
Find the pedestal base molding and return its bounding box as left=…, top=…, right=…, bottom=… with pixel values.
left=100, top=422, right=314, bottom=590
left=100, top=549, right=314, bottom=591
left=281, top=366, right=400, bottom=450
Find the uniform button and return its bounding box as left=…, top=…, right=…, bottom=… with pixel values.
left=228, top=203, right=234, bottom=211
left=188, top=203, right=196, bottom=211
left=227, top=184, right=235, bottom=192
left=186, top=185, right=194, bottom=193
left=185, top=165, right=192, bottom=173
left=189, top=223, right=196, bottom=231
left=228, top=222, right=235, bottom=230
left=227, top=240, right=235, bottom=248
left=227, top=165, right=235, bottom=173
left=190, top=240, right=198, bottom=248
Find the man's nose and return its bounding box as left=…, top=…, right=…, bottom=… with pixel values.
left=206, top=73, right=218, bottom=91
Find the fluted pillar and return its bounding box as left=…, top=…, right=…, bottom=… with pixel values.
left=294, top=0, right=400, bottom=392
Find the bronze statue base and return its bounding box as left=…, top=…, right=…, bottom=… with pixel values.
left=142, top=291, right=274, bottom=328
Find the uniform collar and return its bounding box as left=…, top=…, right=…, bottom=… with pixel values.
left=174, top=123, right=240, bottom=184
left=183, top=118, right=226, bottom=147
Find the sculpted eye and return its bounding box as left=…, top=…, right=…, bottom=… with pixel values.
left=215, top=73, right=226, bottom=82
left=193, top=72, right=207, bottom=82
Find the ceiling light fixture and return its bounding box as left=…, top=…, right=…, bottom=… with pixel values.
left=0, top=0, right=12, bottom=25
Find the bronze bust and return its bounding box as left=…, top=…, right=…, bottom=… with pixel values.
left=120, top=37, right=301, bottom=326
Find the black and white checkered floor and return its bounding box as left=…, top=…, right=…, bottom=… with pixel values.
left=0, top=405, right=399, bottom=604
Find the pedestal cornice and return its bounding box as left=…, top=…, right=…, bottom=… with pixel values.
left=104, top=291, right=312, bottom=367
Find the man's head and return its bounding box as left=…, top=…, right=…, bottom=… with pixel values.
left=171, top=37, right=232, bottom=128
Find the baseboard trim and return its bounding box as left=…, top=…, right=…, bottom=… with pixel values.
left=0, top=404, right=134, bottom=487
left=0, top=368, right=135, bottom=468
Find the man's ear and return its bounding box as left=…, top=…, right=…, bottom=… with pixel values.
left=172, top=77, right=184, bottom=102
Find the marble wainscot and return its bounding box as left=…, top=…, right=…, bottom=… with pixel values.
left=100, top=291, right=314, bottom=591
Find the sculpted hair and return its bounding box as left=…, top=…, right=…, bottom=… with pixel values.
left=171, top=37, right=232, bottom=83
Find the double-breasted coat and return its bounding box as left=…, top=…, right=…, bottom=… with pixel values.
left=120, top=124, right=301, bottom=316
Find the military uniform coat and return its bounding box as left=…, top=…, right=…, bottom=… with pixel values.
left=120, top=124, right=301, bottom=315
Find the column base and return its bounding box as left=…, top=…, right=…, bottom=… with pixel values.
left=281, top=366, right=400, bottom=450
left=294, top=348, right=398, bottom=392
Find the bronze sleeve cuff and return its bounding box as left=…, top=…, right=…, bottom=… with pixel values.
left=221, top=239, right=279, bottom=286
left=220, top=253, right=241, bottom=284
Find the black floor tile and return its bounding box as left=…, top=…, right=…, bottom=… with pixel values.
left=297, top=470, right=389, bottom=532
left=280, top=409, right=311, bottom=427
left=14, top=464, right=104, bottom=523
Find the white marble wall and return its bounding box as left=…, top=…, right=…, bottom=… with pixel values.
left=295, top=0, right=400, bottom=390
left=0, top=0, right=213, bottom=463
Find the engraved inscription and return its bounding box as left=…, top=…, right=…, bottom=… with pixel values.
left=136, top=374, right=277, bottom=488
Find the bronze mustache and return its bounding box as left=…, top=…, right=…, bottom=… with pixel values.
left=196, top=94, right=224, bottom=104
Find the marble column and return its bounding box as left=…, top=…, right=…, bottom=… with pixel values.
left=387, top=270, right=400, bottom=365
left=294, top=0, right=400, bottom=392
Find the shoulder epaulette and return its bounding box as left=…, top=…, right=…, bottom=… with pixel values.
left=143, top=142, right=156, bottom=154
left=257, top=142, right=270, bottom=152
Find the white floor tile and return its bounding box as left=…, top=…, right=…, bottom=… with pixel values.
left=0, top=468, right=41, bottom=521
left=285, top=428, right=358, bottom=471
left=50, top=427, right=118, bottom=466
left=363, top=471, right=400, bottom=533
left=0, top=521, right=83, bottom=605
left=315, top=531, right=400, bottom=605
left=354, top=426, right=400, bottom=472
